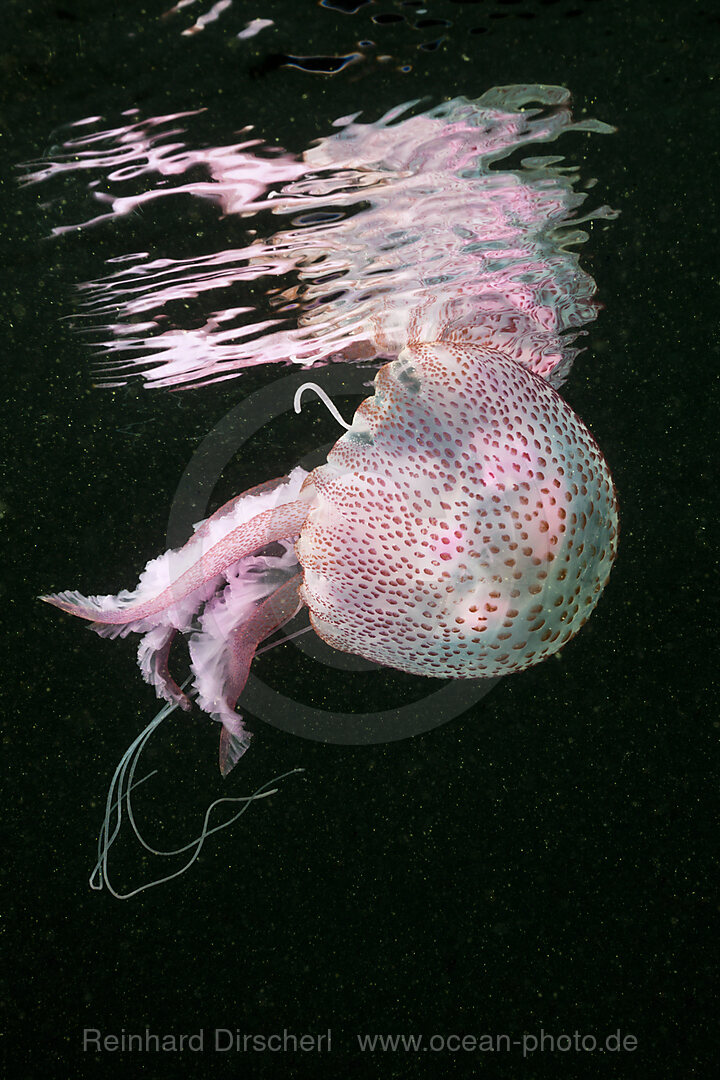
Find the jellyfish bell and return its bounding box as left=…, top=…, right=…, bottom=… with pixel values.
left=298, top=342, right=618, bottom=678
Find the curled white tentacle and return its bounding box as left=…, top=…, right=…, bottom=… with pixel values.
left=293, top=381, right=352, bottom=430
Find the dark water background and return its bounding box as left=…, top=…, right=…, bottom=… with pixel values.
left=3, top=0, right=717, bottom=1076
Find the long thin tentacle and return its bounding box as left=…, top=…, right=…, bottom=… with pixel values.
left=90, top=689, right=304, bottom=899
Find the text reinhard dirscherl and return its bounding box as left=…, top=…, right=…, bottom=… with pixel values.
left=83, top=1029, right=331, bottom=1053
left=82, top=1029, right=638, bottom=1056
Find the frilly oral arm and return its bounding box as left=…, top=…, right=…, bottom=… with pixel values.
left=40, top=498, right=313, bottom=628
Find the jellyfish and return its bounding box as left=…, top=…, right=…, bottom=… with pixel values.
left=44, top=336, right=617, bottom=775
left=36, top=86, right=619, bottom=893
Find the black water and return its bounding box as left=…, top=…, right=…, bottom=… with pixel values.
left=3, top=1, right=717, bottom=1076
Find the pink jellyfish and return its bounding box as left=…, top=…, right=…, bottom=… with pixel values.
left=37, top=87, right=618, bottom=892
left=44, top=331, right=617, bottom=774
